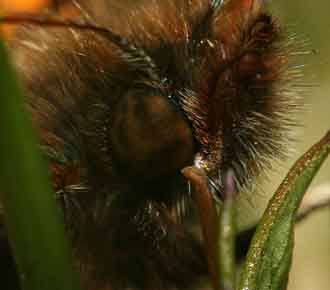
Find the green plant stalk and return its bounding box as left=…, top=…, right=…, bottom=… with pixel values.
left=218, top=172, right=236, bottom=290
left=0, top=39, right=81, bottom=290
left=239, top=129, right=330, bottom=290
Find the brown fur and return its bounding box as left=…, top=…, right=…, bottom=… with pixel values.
left=1, top=1, right=304, bottom=289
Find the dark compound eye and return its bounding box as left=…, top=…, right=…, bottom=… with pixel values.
left=109, top=90, right=195, bottom=183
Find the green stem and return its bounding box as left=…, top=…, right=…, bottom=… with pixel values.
left=218, top=170, right=236, bottom=290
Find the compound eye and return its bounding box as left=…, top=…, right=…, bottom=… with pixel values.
left=109, top=91, right=195, bottom=183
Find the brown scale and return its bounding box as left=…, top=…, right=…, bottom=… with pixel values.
left=0, top=1, right=303, bottom=290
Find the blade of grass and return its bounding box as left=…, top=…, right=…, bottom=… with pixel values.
left=0, top=37, right=81, bottom=290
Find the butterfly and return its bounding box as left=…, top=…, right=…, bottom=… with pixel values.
left=0, top=1, right=304, bottom=289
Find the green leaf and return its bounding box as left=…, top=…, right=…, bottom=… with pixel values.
left=239, top=130, right=330, bottom=290
left=0, top=37, right=81, bottom=290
